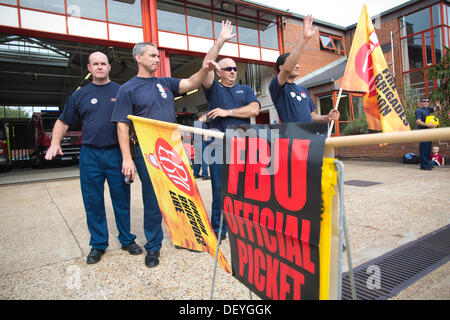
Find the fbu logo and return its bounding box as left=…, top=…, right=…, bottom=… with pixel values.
left=145, top=138, right=194, bottom=196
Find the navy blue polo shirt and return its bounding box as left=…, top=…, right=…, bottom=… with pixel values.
left=59, top=81, right=120, bottom=148
left=269, top=75, right=317, bottom=123
left=111, top=76, right=181, bottom=124
left=415, top=106, right=434, bottom=129
left=203, top=80, right=259, bottom=132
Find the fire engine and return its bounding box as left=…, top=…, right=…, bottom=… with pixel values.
left=27, top=111, right=82, bottom=168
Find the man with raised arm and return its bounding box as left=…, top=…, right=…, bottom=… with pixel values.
left=202, top=22, right=261, bottom=242
left=111, top=21, right=235, bottom=268
left=270, top=15, right=340, bottom=124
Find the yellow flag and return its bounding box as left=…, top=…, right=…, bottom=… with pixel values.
left=341, top=5, right=410, bottom=132
left=129, top=115, right=231, bottom=274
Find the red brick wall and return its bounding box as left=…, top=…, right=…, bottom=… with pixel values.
left=282, top=19, right=345, bottom=79
left=335, top=140, right=449, bottom=162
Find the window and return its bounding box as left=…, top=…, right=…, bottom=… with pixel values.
left=0, top=0, right=17, bottom=5
left=238, top=17, right=259, bottom=46
left=402, top=34, right=423, bottom=71
left=187, top=6, right=213, bottom=38
left=260, top=16, right=279, bottom=49
left=67, top=0, right=106, bottom=20
left=400, top=3, right=448, bottom=98
left=319, top=33, right=344, bottom=54
left=401, top=7, right=431, bottom=36
left=107, top=0, right=142, bottom=26
left=19, top=0, right=65, bottom=13
left=157, top=0, right=186, bottom=34
left=403, top=69, right=426, bottom=99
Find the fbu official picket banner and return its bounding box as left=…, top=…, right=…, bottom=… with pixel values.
left=129, top=115, right=231, bottom=274
left=221, top=123, right=333, bottom=300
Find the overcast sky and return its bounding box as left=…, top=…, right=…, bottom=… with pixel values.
left=253, top=0, right=411, bottom=27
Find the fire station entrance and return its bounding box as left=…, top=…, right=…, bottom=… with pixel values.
left=0, top=32, right=275, bottom=170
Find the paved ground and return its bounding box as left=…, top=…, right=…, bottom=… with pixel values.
left=0, top=160, right=448, bottom=300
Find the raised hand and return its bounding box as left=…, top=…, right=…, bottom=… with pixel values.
left=218, top=20, right=236, bottom=42
left=303, top=14, right=318, bottom=40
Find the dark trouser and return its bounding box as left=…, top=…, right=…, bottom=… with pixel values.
left=419, top=141, right=432, bottom=169
left=134, top=144, right=163, bottom=252
left=209, top=161, right=226, bottom=236
left=79, top=145, right=135, bottom=250
left=193, top=141, right=209, bottom=177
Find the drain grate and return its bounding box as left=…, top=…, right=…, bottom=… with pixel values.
left=344, top=180, right=382, bottom=187
left=341, top=224, right=450, bottom=300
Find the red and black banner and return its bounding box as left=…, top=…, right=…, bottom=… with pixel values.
left=221, top=123, right=328, bottom=300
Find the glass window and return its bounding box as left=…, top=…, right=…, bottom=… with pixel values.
left=317, top=94, right=333, bottom=116
left=333, top=38, right=344, bottom=51
left=320, top=33, right=344, bottom=54
left=444, top=5, right=450, bottom=25
left=405, top=34, right=423, bottom=70
left=187, top=6, right=212, bottom=38
left=320, top=34, right=333, bottom=49
left=0, top=0, right=17, bottom=5
left=425, top=31, right=433, bottom=65
left=19, top=0, right=65, bottom=13
left=403, top=70, right=426, bottom=99
left=259, top=18, right=278, bottom=49
left=237, top=18, right=259, bottom=46
left=432, top=4, right=441, bottom=27
left=352, top=95, right=364, bottom=119
left=107, top=0, right=142, bottom=27
left=157, top=1, right=186, bottom=34
left=433, top=28, right=443, bottom=64
left=67, top=0, right=106, bottom=20
left=403, top=8, right=431, bottom=36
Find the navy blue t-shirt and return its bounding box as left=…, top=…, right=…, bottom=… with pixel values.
left=59, top=81, right=120, bottom=148
left=111, top=76, right=181, bottom=124
left=269, top=75, right=317, bottom=123
left=415, top=106, right=435, bottom=129
left=203, top=80, right=259, bottom=132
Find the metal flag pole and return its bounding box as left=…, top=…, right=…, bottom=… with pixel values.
left=334, top=160, right=357, bottom=300
left=210, top=210, right=225, bottom=300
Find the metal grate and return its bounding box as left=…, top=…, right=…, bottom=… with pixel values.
left=344, top=180, right=382, bottom=187
left=341, top=225, right=450, bottom=300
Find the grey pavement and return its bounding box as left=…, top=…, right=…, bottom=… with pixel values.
left=0, top=160, right=448, bottom=300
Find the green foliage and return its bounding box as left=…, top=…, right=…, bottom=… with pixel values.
left=427, top=46, right=449, bottom=105
left=341, top=112, right=368, bottom=136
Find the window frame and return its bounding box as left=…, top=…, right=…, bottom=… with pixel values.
left=319, top=32, right=345, bottom=54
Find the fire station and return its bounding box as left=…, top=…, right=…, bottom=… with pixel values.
left=0, top=0, right=448, bottom=169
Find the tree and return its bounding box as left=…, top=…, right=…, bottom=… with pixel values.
left=427, top=46, right=449, bottom=105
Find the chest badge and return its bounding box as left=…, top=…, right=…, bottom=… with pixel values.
left=91, top=98, right=98, bottom=104
left=156, top=83, right=168, bottom=99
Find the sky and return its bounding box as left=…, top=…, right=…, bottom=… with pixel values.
left=252, top=0, right=411, bottom=27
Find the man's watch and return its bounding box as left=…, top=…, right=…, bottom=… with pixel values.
left=228, top=109, right=232, bottom=116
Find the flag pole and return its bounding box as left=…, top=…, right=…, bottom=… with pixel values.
left=129, top=116, right=450, bottom=146
left=328, top=88, right=343, bottom=138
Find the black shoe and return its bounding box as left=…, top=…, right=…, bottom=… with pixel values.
left=194, top=174, right=200, bottom=178
left=145, top=251, right=160, bottom=268
left=121, top=242, right=143, bottom=255
left=202, top=176, right=210, bottom=180
left=215, top=232, right=227, bottom=244
left=86, top=248, right=105, bottom=264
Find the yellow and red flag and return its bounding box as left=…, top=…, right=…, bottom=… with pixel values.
left=340, top=5, right=410, bottom=132
left=129, top=115, right=231, bottom=274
